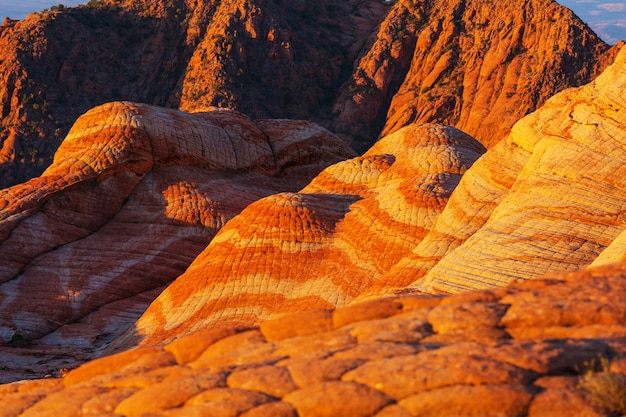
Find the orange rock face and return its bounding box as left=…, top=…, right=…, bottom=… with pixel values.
left=394, top=45, right=626, bottom=294
left=331, top=0, right=618, bottom=150
left=0, top=0, right=616, bottom=187
left=4, top=264, right=626, bottom=416
left=128, top=123, right=484, bottom=345
left=3, top=1, right=626, bottom=413
left=0, top=101, right=354, bottom=348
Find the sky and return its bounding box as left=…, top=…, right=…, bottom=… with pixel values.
left=0, top=0, right=625, bottom=44
left=0, top=0, right=85, bottom=21
left=559, top=0, right=626, bottom=43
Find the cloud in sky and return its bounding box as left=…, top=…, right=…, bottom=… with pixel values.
left=559, top=0, right=626, bottom=42
left=597, top=2, right=626, bottom=12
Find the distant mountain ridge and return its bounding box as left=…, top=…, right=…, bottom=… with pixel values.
left=0, top=0, right=620, bottom=188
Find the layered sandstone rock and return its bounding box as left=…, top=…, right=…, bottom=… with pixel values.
left=4, top=263, right=626, bottom=416
left=0, top=101, right=355, bottom=347
left=0, top=0, right=387, bottom=188
left=395, top=45, right=626, bottom=294
left=127, top=124, right=485, bottom=345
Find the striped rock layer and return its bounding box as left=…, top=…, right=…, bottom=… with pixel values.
left=391, top=43, right=626, bottom=294
left=130, top=45, right=626, bottom=345
left=129, top=124, right=485, bottom=345
left=4, top=28, right=626, bottom=415
left=0, top=101, right=355, bottom=346
left=4, top=263, right=626, bottom=416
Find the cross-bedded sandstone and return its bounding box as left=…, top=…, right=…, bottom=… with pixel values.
left=127, top=123, right=485, bottom=345
left=0, top=102, right=354, bottom=348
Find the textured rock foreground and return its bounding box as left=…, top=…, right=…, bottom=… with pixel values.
left=4, top=264, right=626, bottom=416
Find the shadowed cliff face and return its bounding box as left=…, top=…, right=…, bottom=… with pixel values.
left=331, top=0, right=618, bottom=150
left=0, top=0, right=387, bottom=188
left=0, top=0, right=618, bottom=188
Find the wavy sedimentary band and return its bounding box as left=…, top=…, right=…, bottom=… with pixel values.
left=391, top=47, right=626, bottom=294
left=0, top=102, right=355, bottom=345
left=129, top=124, right=485, bottom=345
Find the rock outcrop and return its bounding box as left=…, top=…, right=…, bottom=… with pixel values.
left=4, top=263, right=626, bottom=416
left=332, top=0, right=618, bottom=150
left=123, top=46, right=626, bottom=345
left=0, top=0, right=617, bottom=187
left=2, top=1, right=626, bottom=413
left=127, top=123, right=485, bottom=345
left=0, top=0, right=387, bottom=187
left=391, top=42, right=626, bottom=295
left=0, top=101, right=355, bottom=347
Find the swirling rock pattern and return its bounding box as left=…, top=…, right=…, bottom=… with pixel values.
left=4, top=29, right=626, bottom=417
left=0, top=101, right=355, bottom=346
left=402, top=45, right=626, bottom=294
left=129, top=124, right=485, bottom=345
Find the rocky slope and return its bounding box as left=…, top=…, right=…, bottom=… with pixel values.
left=0, top=0, right=617, bottom=188
left=0, top=101, right=354, bottom=348
left=331, top=0, right=618, bottom=149
left=116, top=46, right=626, bottom=346
left=128, top=123, right=485, bottom=345
left=2, top=0, right=626, bottom=414
left=1, top=39, right=626, bottom=359
left=391, top=36, right=626, bottom=295
left=4, top=263, right=626, bottom=416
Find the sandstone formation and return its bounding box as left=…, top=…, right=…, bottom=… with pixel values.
left=4, top=263, right=626, bottom=416
left=0, top=0, right=617, bottom=187
left=0, top=101, right=355, bottom=348
left=3, top=1, right=626, bottom=414
left=386, top=42, right=626, bottom=295
left=124, top=45, right=626, bottom=346
left=0, top=0, right=388, bottom=188
left=126, top=123, right=485, bottom=346
left=340, top=0, right=618, bottom=150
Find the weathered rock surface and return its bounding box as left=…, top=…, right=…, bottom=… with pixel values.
left=365, top=0, right=618, bottom=149
left=122, top=44, right=626, bottom=345
left=126, top=123, right=485, bottom=345
left=2, top=2, right=626, bottom=413
left=0, top=0, right=617, bottom=187
left=364, top=42, right=626, bottom=295
left=3, top=263, right=626, bottom=416
left=0, top=101, right=354, bottom=349
left=0, top=0, right=387, bottom=187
